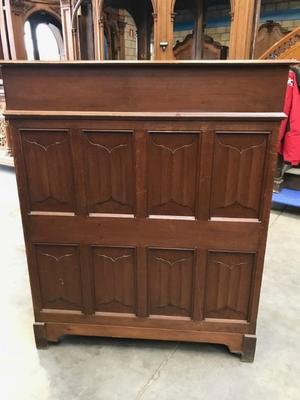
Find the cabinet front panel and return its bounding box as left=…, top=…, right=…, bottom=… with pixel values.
left=21, top=130, right=75, bottom=212
left=13, top=118, right=276, bottom=335
left=148, top=132, right=200, bottom=217
left=148, top=248, right=195, bottom=318
left=35, top=244, right=82, bottom=311
left=83, top=130, right=135, bottom=215
left=211, top=132, right=268, bottom=220
left=91, top=246, right=136, bottom=314
left=205, top=251, right=255, bottom=321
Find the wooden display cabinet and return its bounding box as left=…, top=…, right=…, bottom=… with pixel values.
left=1, top=60, right=291, bottom=362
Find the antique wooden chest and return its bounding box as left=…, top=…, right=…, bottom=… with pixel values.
left=2, top=61, right=290, bottom=362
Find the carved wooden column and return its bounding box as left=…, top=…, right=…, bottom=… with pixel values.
left=136, top=4, right=152, bottom=60
left=118, top=16, right=126, bottom=60
left=5, top=0, right=31, bottom=59
left=154, top=0, right=174, bottom=60
left=60, top=0, right=75, bottom=60
left=92, top=0, right=101, bottom=59
left=193, top=0, right=205, bottom=59
left=72, top=12, right=81, bottom=60
left=99, top=15, right=105, bottom=59
left=0, top=1, right=11, bottom=59
left=29, top=18, right=40, bottom=60
left=229, top=0, right=260, bottom=59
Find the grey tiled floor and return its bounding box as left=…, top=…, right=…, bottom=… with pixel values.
left=0, top=166, right=300, bottom=400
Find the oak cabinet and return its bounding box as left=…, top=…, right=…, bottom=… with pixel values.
left=2, top=61, right=290, bottom=362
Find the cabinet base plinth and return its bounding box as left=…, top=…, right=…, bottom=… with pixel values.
left=241, top=334, right=257, bottom=363
left=34, top=321, right=256, bottom=362
left=33, top=323, right=48, bottom=349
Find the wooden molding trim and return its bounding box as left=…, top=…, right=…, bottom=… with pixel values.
left=4, top=110, right=287, bottom=121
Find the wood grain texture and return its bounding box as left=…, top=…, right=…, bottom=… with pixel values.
left=148, top=248, right=195, bottom=318
left=205, top=251, right=255, bottom=321
left=2, top=61, right=290, bottom=361
left=83, top=130, right=135, bottom=214
left=2, top=63, right=289, bottom=113
left=148, top=132, right=199, bottom=216
left=20, top=129, right=75, bottom=212
left=35, top=244, right=83, bottom=311
left=91, top=246, right=136, bottom=314
left=44, top=322, right=245, bottom=355
left=211, top=132, right=268, bottom=219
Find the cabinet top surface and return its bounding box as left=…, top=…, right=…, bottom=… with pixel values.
left=0, top=60, right=296, bottom=68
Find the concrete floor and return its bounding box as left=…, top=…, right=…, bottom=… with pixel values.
left=0, top=166, right=300, bottom=400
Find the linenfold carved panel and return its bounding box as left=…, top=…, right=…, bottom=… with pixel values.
left=205, top=251, right=254, bottom=320
left=84, top=131, right=135, bottom=214
left=148, top=132, right=199, bottom=216
left=148, top=248, right=194, bottom=317
left=35, top=244, right=82, bottom=311
left=91, top=246, right=136, bottom=314
left=211, top=132, right=268, bottom=219
left=21, top=130, right=75, bottom=212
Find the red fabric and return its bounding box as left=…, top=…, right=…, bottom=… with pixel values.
left=279, top=70, right=300, bottom=166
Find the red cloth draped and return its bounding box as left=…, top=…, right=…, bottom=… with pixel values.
left=278, top=70, right=300, bottom=166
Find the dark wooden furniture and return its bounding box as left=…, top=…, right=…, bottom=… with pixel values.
left=2, top=61, right=290, bottom=362
left=173, top=34, right=228, bottom=60
left=254, top=20, right=289, bottom=59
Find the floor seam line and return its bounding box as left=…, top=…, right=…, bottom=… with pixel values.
left=135, top=343, right=179, bottom=400
left=270, top=206, right=286, bottom=228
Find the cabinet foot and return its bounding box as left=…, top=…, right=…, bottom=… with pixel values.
left=33, top=322, right=48, bottom=349
left=240, top=334, right=256, bottom=363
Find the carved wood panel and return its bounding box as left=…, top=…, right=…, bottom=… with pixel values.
left=21, top=130, right=75, bottom=212
left=35, top=244, right=82, bottom=311
left=205, top=251, right=254, bottom=320
left=211, top=132, right=268, bottom=219
left=84, top=131, right=135, bottom=214
left=91, top=246, right=136, bottom=314
left=148, top=132, right=199, bottom=216
left=148, top=248, right=195, bottom=318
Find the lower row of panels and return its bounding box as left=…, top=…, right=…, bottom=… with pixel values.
left=32, top=244, right=257, bottom=322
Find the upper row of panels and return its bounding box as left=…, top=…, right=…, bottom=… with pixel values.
left=19, top=128, right=269, bottom=220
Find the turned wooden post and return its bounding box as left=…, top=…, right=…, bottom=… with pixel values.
left=136, top=6, right=152, bottom=60
left=229, top=0, right=261, bottom=59
left=60, top=0, right=75, bottom=60
left=154, top=0, right=174, bottom=60
left=193, top=0, right=206, bottom=60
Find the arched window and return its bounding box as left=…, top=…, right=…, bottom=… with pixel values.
left=24, top=12, right=64, bottom=60
left=101, top=0, right=154, bottom=60
left=173, top=0, right=231, bottom=60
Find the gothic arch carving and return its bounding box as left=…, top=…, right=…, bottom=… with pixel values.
left=24, top=8, right=61, bottom=25
left=99, top=0, right=157, bottom=17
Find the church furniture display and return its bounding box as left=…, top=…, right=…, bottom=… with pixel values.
left=260, top=27, right=300, bottom=61
left=0, top=0, right=262, bottom=61
left=254, top=20, right=290, bottom=59
left=173, top=33, right=228, bottom=60
left=2, top=60, right=291, bottom=362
